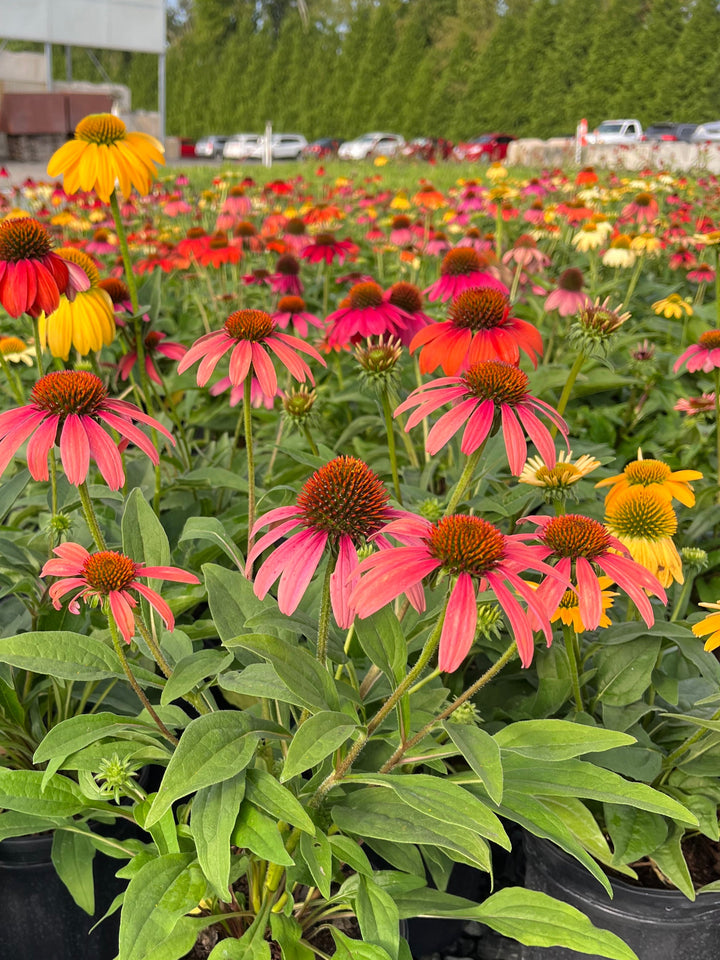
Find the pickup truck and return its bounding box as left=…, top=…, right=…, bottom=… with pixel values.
left=585, top=119, right=643, bottom=146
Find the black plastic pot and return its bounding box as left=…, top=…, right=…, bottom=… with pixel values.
left=522, top=832, right=720, bottom=960
left=0, top=830, right=123, bottom=960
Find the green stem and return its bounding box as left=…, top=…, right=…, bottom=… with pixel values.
left=495, top=205, right=503, bottom=259
left=244, top=376, right=257, bottom=575
left=509, top=263, right=522, bottom=303
left=715, top=368, right=720, bottom=499
left=31, top=315, right=45, bottom=378
left=0, top=350, right=24, bottom=403
left=311, top=597, right=449, bottom=806
left=661, top=704, right=720, bottom=774
left=562, top=621, right=584, bottom=713
left=623, top=255, right=644, bottom=309
left=413, top=358, right=430, bottom=462
left=77, top=481, right=106, bottom=551
left=716, top=248, right=720, bottom=328
left=670, top=574, right=695, bottom=623
left=551, top=351, right=586, bottom=436
left=316, top=559, right=333, bottom=668
left=444, top=443, right=486, bottom=516
left=107, top=612, right=178, bottom=746
left=380, top=388, right=402, bottom=504
left=109, top=190, right=140, bottom=313
left=379, top=640, right=517, bottom=773
left=302, top=423, right=318, bottom=457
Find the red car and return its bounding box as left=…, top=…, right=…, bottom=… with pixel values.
left=180, top=138, right=197, bottom=158
left=453, top=133, right=516, bottom=162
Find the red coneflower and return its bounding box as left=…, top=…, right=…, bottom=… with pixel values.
left=396, top=360, right=567, bottom=471
left=386, top=281, right=433, bottom=345
left=41, top=542, right=198, bottom=643
left=248, top=456, right=400, bottom=627
left=0, top=370, right=173, bottom=489
left=301, top=232, right=358, bottom=265
left=325, top=281, right=406, bottom=350
left=118, top=330, right=187, bottom=386
left=350, top=513, right=564, bottom=670
left=522, top=513, right=666, bottom=629
left=410, top=286, right=543, bottom=375
left=177, top=308, right=325, bottom=396
left=271, top=296, right=324, bottom=339
left=544, top=268, right=592, bottom=316
left=197, top=231, right=242, bottom=268
left=269, top=253, right=303, bottom=296
left=425, top=247, right=508, bottom=303
left=0, top=216, right=90, bottom=318
left=674, top=330, right=720, bottom=373
left=621, top=191, right=659, bottom=225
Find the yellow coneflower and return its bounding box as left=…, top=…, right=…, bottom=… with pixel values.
left=38, top=248, right=115, bottom=360
left=630, top=232, right=662, bottom=256
left=692, top=602, right=720, bottom=651
left=47, top=113, right=164, bottom=203
left=604, top=487, right=683, bottom=588
left=552, top=577, right=617, bottom=632
left=519, top=450, right=600, bottom=494
left=596, top=449, right=702, bottom=508
left=652, top=293, right=693, bottom=319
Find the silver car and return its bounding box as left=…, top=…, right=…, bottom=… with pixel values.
left=338, top=132, right=406, bottom=160
left=691, top=122, right=720, bottom=142
left=194, top=135, right=230, bottom=159
left=223, top=134, right=262, bottom=161
left=245, top=134, right=308, bottom=161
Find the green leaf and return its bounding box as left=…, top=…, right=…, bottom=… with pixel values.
left=474, top=887, right=638, bottom=959
left=160, top=649, right=233, bottom=706
left=208, top=934, right=270, bottom=960
left=245, top=768, right=314, bottom=834
left=220, top=664, right=303, bottom=709
left=34, top=712, right=154, bottom=765
left=118, top=853, right=207, bottom=960
left=299, top=830, right=332, bottom=898
left=332, top=789, right=491, bottom=871
left=328, top=835, right=373, bottom=876
left=661, top=712, right=720, bottom=733
left=180, top=516, right=244, bottom=571
left=349, top=774, right=509, bottom=849
left=227, top=634, right=339, bottom=712
left=391, top=885, right=490, bottom=919
left=0, top=811, right=66, bottom=840
left=594, top=637, right=661, bottom=706
left=121, top=488, right=171, bottom=636
left=145, top=711, right=260, bottom=826
left=356, top=875, right=400, bottom=960
left=0, top=468, right=29, bottom=522
left=142, top=915, right=201, bottom=960
left=0, top=631, right=123, bottom=680
left=270, top=914, right=315, bottom=960
left=330, top=928, right=393, bottom=960
left=501, top=754, right=697, bottom=824
left=650, top=823, right=695, bottom=899
left=204, top=564, right=273, bottom=645
left=52, top=829, right=96, bottom=915
left=0, top=770, right=86, bottom=817
left=354, top=608, right=406, bottom=683
left=539, top=797, right=635, bottom=878
left=441, top=722, right=503, bottom=804
left=192, top=772, right=247, bottom=901
left=134, top=796, right=181, bottom=856
left=604, top=805, right=668, bottom=867
left=281, top=711, right=358, bottom=782
left=231, top=801, right=294, bottom=865
left=494, top=720, right=636, bottom=760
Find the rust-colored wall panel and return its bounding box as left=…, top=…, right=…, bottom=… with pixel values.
left=66, top=93, right=113, bottom=130
left=0, top=93, right=67, bottom=134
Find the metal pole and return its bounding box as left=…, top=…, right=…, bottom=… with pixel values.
left=263, top=120, right=272, bottom=168
left=45, top=43, right=53, bottom=91
left=158, top=52, right=166, bottom=145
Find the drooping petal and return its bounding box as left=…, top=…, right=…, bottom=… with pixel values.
left=486, top=572, right=535, bottom=667
left=575, top=556, right=602, bottom=630
left=351, top=548, right=441, bottom=618
left=84, top=417, right=125, bottom=490
left=108, top=590, right=137, bottom=643
left=500, top=405, right=527, bottom=475
left=246, top=517, right=303, bottom=571
left=426, top=398, right=478, bottom=455
left=330, top=534, right=359, bottom=629
left=250, top=342, right=277, bottom=397
left=25, top=413, right=59, bottom=481
left=276, top=529, right=327, bottom=614
left=133, top=581, right=176, bottom=632
left=460, top=399, right=495, bottom=455
left=438, top=573, right=478, bottom=672
left=59, top=414, right=90, bottom=485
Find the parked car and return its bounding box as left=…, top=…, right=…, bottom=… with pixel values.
left=585, top=120, right=643, bottom=145
left=180, top=138, right=196, bottom=158
left=641, top=122, right=698, bottom=142
left=223, top=134, right=262, bottom=161
left=194, top=135, right=230, bottom=159
left=338, top=132, right=406, bottom=160
left=401, top=137, right=438, bottom=161
left=301, top=138, right=345, bottom=160
left=245, top=134, right=308, bottom=161
left=691, top=121, right=720, bottom=143
left=453, top=133, right=516, bottom=162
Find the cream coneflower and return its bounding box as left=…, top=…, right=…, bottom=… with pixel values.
left=572, top=225, right=604, bottom=253
left=38, top=248, right=115, bottom=360
left=602, top=235, right=637, bottom=269
left=48, top=113, right=164, bottom=202
left=604, top=487, right=683, bottom=588
left=519, top=450, right=600, bottom=496
left=0, top=335, right=35, bottom=366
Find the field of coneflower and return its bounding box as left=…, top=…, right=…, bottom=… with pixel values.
left=3, top=131, right=720, bottom=960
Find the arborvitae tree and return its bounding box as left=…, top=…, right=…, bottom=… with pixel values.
left=344, top=1, right=400, bottom=133
left=296, top=27, right=345, bottom=138
left=528, top=0, right=602, bottom=137
left=331, top=6, right=373, bottom=136
left=374, top=0, right=434, bottom=132
left=214, top=8, right=266, bottom=133
left=399, top=44, right=444, bottom=137
left=427, top=30, right=481, bottom=140
left=656, top=0, right=720, bottom=123
left=126, top=53, right=157, bottom=112
left=631, top=0, right=687, bottom=121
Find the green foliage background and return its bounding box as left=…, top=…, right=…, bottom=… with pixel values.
left=13, top=0, right=720, bottom=140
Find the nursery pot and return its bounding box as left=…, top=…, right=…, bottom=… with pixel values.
left=522, top=832, right=720, bottom=960
left=0, top=830, right=123, bottom=960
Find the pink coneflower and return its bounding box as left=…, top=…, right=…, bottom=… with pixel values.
left=674, top=330, right=720, bottom=373
left=621, top=191, right=659, bottom=225
left=269, top=253, right=303, bottom=296
left=675, top=393, right=716, bottom=415
left=85, top=228, right=117, bottom=255
left=396, top=360, right=567, bottom=471
left=688, top=262, right=716, bottom=284
left=389, top=215, right=415, bottom=247
left=0, top=216, right=89, bottom=318
left=350, top=513, right=563, bottom=670
left=177, top=308, right=325, bottom=396
left=248, top=456, right=399, bottom=628
left=222, top=186, right=252, bottom=216
left=325, top=281, right=406, bottom=350
left=0, top=370, right=173, bottom=489
left=425, top=231, right=451, bottom=256
left=210, top=375, right=280, bottom=409
left=523, top=201, right=546, bottom=227
left=523, top=514, right=666, bottom=630
left=282, top=217, right=311, bottom=254
left=231, top=222, right=264, bottom=253
left=410, top=286, right=543, bottom=375
left=41, top=542, right=199, bottom=643
left=271, top=296, right=324, bottom=339
left=456, top=228, right=492, bottom=255
left=386, top=281, right=433, bottom=345
left=118, top=330, right=187, bottom=386
left=163, top=194, right=192, bottom=218
left=301, top=232, right=358, bottom=265
left=544, top=268, right=592, bottom=316
left=425, top=247, right=508, bottom=303
left=502, top=234, right=550, bottom=272
left=456, top=184, right=486, bottom=214
left=242, top=268, right=271, bottom=287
